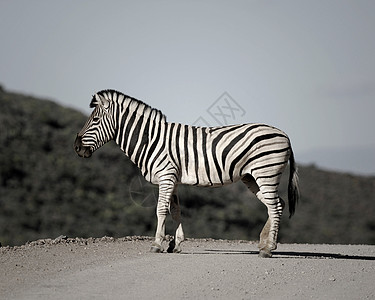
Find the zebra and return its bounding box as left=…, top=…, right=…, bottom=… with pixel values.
left=74, top=89, right=299, bottom=258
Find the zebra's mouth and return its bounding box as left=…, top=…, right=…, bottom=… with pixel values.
left=74, top=135, right=92, bottom=158
left=75, top=146, right=92, bottom=158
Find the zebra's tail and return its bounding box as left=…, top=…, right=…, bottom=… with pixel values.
left=288, top=148, right=300, bottom=218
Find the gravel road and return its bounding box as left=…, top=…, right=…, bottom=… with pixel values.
left=1, top=236, right=374, bottom=299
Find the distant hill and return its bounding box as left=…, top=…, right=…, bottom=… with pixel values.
left=1, top=87, right=374, bottom=246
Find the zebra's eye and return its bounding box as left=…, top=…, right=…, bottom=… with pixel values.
left=93, top=117, right=100, bottom=122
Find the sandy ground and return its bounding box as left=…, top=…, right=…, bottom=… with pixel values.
left=1, top=236, right=374, bottom=300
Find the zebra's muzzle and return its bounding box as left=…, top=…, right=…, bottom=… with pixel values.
left=74, top=134, right=92, bottom=158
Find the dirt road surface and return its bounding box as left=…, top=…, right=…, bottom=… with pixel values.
left=1, top=236, right=374, bottom=299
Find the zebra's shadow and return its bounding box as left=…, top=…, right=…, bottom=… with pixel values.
left=182, top=249, right=375, bottom=261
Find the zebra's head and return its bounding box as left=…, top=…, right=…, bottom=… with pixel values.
left=74, top=92, right=116, bottom=158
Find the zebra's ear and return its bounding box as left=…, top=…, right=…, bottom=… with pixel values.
left=90, top=93, right=110, bottom=109
left=90, top=95, right=98, bottom=108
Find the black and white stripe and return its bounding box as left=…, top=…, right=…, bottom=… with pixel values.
left=74, top=89, right=299, bottom=257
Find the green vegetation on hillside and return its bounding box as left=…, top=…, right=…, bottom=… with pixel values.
left=1, top=87, right=374, bottom=246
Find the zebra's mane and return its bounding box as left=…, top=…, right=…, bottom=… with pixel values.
left=91, top=89, right=167, bottom=122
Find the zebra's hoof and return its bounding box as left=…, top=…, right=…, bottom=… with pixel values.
left=259, top=249, right=273, bottom=258
left=150, top=243, right=162, bottom=253
left=173, top=247, right=182, bottom=254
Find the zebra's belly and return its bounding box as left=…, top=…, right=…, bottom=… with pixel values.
left=178, top=170, right=241, bottom=187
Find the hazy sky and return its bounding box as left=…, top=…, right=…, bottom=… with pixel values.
left=1, top=1, right=374, bottom=175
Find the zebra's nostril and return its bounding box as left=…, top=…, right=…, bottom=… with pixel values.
left=75, top=146, right=81, bottom=152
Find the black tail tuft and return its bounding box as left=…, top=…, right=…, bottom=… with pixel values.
left=288, top=148, right=300, bottom=218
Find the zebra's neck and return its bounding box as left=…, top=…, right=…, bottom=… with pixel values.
left=114, top=96, right=167, bottom=171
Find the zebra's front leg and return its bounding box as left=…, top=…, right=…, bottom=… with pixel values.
left=150, top=180, right=175, bottom=253
left=167, top=191, right=185, bottom=253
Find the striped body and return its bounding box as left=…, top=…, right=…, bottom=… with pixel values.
left=126, top=122, right=290, bottom=188
left=169, top=123, right=289, bottom=187
left=74, top=89, right=299, bottom=257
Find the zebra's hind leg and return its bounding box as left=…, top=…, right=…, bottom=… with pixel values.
left=241, top=174, right=284, bottom=258
left=258, top=217, right=271, bottom=251
left=167, top=190, right=185, bottom=253
left=256, top=191, right=285, bottom=258
left=258, top=197, right=285, bottom=251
